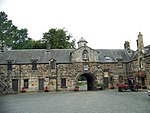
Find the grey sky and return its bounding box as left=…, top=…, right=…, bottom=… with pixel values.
left=0, top=0, right=150, bottom=50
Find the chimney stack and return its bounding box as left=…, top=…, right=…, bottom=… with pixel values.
left=137, top=32, right=144, bottom=53
left=124, top=41, right=130, bottom=53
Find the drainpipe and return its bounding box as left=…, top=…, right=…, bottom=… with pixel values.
left=19, top=65, right=21, bottom=93
left=56, top=63, right=58, bottom=91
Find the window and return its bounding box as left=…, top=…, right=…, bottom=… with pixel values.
left=82, top=50, right=89, bottom=60
left=32, top=60, right=37, bottom=70
left=61, top=78, right=66, bottom=88
left=104, top=56, right=111, bottom=60
left=24, top=79, right=29, bottom=88
left=119, top=76, right=123, bottom=82
left=110, top=76, right=114, bottom=82
left=118, top=61, right=122, bottom=68
left=49, top=58, right=56, bottom=69
left=7, top=61, right=12, bottom=70
left=83, top=64, right=89, bottom=71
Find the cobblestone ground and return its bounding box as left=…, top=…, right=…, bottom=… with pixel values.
left=0, top=90, right=150, bottom=113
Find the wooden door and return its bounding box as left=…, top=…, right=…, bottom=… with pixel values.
left=104, top=77, right=109, bottom=88
left=104, top=71, right=109, bottom=88
left=39, top=79, right=44, bottom=90
left=12, top=79, right=18, bottom=92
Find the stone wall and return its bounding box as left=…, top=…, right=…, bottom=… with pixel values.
left=1, top=57, right=149, bottom=92
left=0, top=64, right=57, bottom=92
left=71, top=46, right=99, bottom=62
left=145, top=56, right=150, bottom=86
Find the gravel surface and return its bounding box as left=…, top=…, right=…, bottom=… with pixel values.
left=0, top=90, right=149, bottom=113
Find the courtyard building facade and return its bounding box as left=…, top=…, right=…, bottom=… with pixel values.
left=0, top=32, right=150, bottom=93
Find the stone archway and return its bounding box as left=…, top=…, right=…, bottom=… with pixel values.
left=76, top=73, right=96, bottom=91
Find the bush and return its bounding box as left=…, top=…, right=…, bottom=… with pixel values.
left=96, top=83, right=105, bottom=90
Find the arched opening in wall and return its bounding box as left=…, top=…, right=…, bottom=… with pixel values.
left=77, top=73, right=96, bottom=91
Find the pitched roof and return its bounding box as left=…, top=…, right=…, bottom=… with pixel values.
left=0, top=49, right=73, bottom=64
left=145, top=45, right=150, bottom=56
left=0, top=48, right=134, bottom=64
left=129, top=45, right=150, bottom=61
left=97, top=49, right=133, bottom=62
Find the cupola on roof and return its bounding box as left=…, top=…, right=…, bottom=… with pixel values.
left=77, top=37, right=87, bottom=43
left=77, top=37, right=88, bottom=48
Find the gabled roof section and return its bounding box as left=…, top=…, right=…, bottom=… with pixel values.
left=0, top=49, right=73, bottom=64
left=97, top=49, right=134, bottom=62
left=144, top=45, right=150, bottom=56
left=129, top=45, right=150, bottom=61
left=71, top=45, right=99, bottom=54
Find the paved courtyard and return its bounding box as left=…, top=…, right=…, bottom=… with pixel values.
left=0, top=90, right=150, bottom=113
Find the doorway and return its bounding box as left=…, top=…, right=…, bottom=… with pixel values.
left=77, top=73, right=96, bottom=91
left=12, top=79, right=18, bottom=92
left=104, top=71, right=109, bottom=88
left=39, top=79, right=44, bottom=90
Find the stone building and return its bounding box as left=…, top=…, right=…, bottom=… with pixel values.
left=0, top=32, right=150, bottom=93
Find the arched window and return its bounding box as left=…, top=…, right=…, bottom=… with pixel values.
left=82, top=50, right=89, bottom=61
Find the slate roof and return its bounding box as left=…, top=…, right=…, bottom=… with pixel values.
left=0, top=49, right=73, bottom=64
left=97, top=49, right=134, bottom=63
left=0, top=47, right=136, bottom=64
left=145, top=45, right=150, bottom=56
left=128, top=45, right=150, bottom=61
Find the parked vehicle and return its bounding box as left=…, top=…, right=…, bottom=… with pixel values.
left=73, top=86, right=79, bottom=91
left=117, top=77, right=138, bottom=92
left=148, top=86, right=150, bottom=96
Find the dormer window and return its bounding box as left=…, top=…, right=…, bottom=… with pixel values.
left=104, top=56, right=111, bottom=60
left=117, top=58, right=123, bottom=68
left=49, top=58, right=56, bottom=69
left=31, top=59, right=38, bottom=70
left=118, top=60, right=122, bottom=68
left=82, top=50, right=89, bottom=61
left=7, top=61, right=12, bottom=70
left=118, top=61, right=122, bottom=67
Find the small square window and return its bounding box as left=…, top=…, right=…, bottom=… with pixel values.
left=119, top=76, right=123, bottom=82
left=104, top=56, right=111, bottom=60
left=83, top=65, right=89, bottom=71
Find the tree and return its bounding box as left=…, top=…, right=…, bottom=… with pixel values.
left=42, top=28, right=76, bottom=49
left=0, top=11, right=30, bottom=49
left=0, top=12, right=76, bottom=50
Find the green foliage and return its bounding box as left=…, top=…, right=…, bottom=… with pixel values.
left=12, top=39, right=46, bottom=49
left=96, top=83, right=105, bottom=89
left=78, top=76, right=86, bottom=81
left=77, top=81, right=86, bottom=86
left=0, top=11, right=30, bottom=49
left=0, top=12, right=75, bottom=50
left=42, top=28, right=76, bottom=49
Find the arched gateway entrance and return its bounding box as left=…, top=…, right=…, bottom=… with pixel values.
left=76, top=73, right=96, bottom=91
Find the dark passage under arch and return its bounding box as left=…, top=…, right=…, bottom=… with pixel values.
left=78, top=73, right=96, bottom=91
